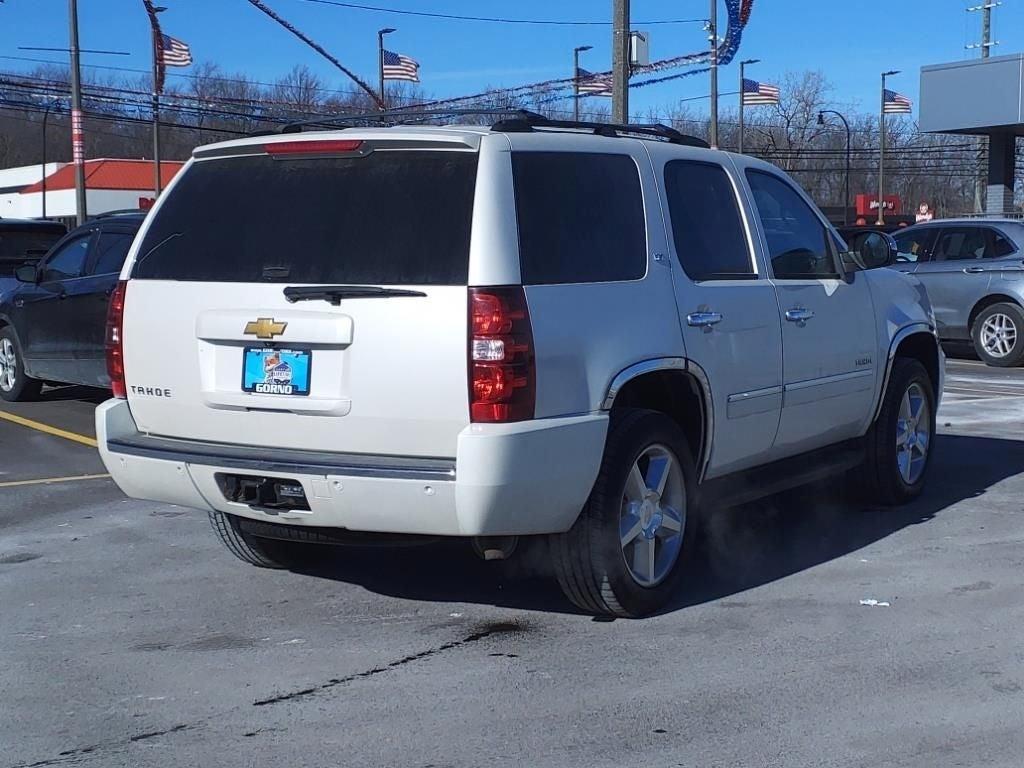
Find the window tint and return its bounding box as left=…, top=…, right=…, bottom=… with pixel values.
left=892, top=228, right=937, bottom=263
left=745, top=170, right=838, bottom=279
left=664, top=160, right=753, bottom=280
left=993, top=232, right=1017, bottom=258
left=932, top=227, right=990, bottom=261
left=134, top=152, right=478, bottom=284
left=512, top=152, right=646, bottom=284
left=42, top=235, right=91, bottom=281
left=0, top=228, right=65, bottom=277
left=91, top=232, right=135, bottom=275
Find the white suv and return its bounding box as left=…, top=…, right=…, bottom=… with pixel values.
left=97, top=113, right=943, bottom=617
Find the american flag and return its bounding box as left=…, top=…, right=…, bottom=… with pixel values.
left=382, top=50, right=420, bottom=82
left=741, top=78, right=780, bottom=105
left=159, top=34, right=192, bottom=67
left=576, top=68, right=613, bottom=96
left=883, top=89, right=912, bottom=114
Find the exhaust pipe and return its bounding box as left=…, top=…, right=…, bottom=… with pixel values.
left=471, top=536, right=518, bottom=561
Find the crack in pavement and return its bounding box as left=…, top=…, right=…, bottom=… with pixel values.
left=253, top=620, right=527, bottom=707
left=12, top=621, right=526, bottom=766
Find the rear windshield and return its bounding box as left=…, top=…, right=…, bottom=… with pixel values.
left=0, top=228, right=65, bottom=276
left=132, top=150, right=478, bottom=284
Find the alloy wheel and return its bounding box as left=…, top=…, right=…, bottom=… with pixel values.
left=896, top=382, right=931, bottom=485
left=980, top=313, right=1018, bottom=359
left=0, top=338, right=17, bottom=392
left=619, top=444, right=686, bottom=587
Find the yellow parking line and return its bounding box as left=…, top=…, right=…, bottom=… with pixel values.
left=0, top=473, right=110, bottom=489
left=0, top=410, right=98, bottom=448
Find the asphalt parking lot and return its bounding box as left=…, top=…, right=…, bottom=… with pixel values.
left=3, top=357, right=1024, bottom=768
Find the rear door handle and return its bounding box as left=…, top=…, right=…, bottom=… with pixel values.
left=686, top=311, right=723, bottom=328
left=785, top=307, right=815, bottom=324
left=963, top=266, right=986, bottom=274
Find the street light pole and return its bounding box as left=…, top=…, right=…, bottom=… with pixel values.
left=40, top=101, right=57, bottom=219
left=819, top=109, right=851, bottom=225
left=738, top=58, right=759, bottom=154
left=378, top=27, right=395, bottom=111
left=68, top=0, right=87, bottom=225
left=573, top=45, right=592, bottom=122
left=877, top=70, right=899, bottom=226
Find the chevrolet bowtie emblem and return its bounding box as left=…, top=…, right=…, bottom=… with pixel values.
left=243, top=317, right=288, bottom=339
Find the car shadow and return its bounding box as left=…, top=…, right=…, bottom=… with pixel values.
left=294, top=433, right=1024, bottom=617
left=38, top=384, right=109, bottom=404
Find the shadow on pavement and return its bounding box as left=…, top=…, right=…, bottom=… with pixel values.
left=37, top=385, right=109, bottom=404
left=295, top=434, right=1024, bottom=617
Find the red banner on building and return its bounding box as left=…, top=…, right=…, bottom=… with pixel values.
left=855, top=194, right=901, bottom=216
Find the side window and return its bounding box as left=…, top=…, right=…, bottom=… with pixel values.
left=90, top=232, right=135, bottom=276
left=892, top=228, right=937, bottom=263
left=664, top=160, right=754, bottom=280
left=745, top=170, right=838, bottom=279
left=512, top=152, right=646, bottom=285
left=932, top=227, right=990, bottom=261
left=41, top=235, right=91, bottom=282
left=992, top=232, right=1017, bottom=258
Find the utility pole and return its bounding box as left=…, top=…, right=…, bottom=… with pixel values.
left=378, top=27, right=395, bottom=111
left=967, top=2, right=998, bottom=212
left=737, top=58, right=759, bottom=154
left=611, top=0, right=629, bottom=123
left=877, top=70, right=900, bottom=226
left=708, top=0, right=719, bottom=148
left=68, top=0, right=87, bottom=225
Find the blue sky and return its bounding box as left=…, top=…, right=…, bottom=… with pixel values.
left=2, top=0, right=1022, bottom=120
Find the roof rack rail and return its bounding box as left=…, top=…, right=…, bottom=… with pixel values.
left=90, top=209, right=147, bottom=219
left=274, top=106, right=708, bottom=148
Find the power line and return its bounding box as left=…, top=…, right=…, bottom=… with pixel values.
left=299, top=0, right=705, bottom=25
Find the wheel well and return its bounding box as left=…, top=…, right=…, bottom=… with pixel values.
left=608, top=370, right=706, bottom=470
left=968, top=294, right=1022, bottom=333
left=894, top=332, right=941, bottom=400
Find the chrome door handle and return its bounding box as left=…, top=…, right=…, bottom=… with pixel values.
left=686, top=311, right=723, bottom=328
left=785, top=307, right=815, bottom=324
left=963, top=266, right=986, bottom=274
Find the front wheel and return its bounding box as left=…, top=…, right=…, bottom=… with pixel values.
left=549, top=409, right=698, bottom=618
left=972, top=303, right=1024, bottom=367
left=0, top=328, right=42, bottom=402
left=861, top=358, right=936, bottom=506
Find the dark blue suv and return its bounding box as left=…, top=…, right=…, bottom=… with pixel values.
left=0, top=212, right=144, bottom=401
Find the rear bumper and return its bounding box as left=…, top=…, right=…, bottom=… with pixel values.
left=96, top=399, right=607, bottom=537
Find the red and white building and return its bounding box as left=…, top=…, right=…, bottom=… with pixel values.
left=0, top=159, right=184, bottom=220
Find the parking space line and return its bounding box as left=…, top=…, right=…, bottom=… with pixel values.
left=0, top=473, right=110, bottom=489
left=0, top=410, right=97, bottom=448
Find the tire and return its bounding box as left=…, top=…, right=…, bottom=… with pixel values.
left=549, top=408, right=698, bottom=618
left=208, top=510, right=309, bottom=569
left=861, top=359, right=936, bottom=506
left=971, top=302, right=1024, bottom=367
left=0, top=328, right=42, bottom=403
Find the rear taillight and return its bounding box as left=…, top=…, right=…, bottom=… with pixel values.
left=105, top=280, right=127, bottom=398
left=265, top=139, right=364, bottom=156
left=469, top=286, right=535, bottom=423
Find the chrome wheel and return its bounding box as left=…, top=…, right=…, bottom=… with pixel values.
left=0, top=338, right=16, bottom=392
left=980, top=313, right=1018, bottom=359
left=619, top=444, right=686, bottom=588
left=896, top=383, right=930, bottom=485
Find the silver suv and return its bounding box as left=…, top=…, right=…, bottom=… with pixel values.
left=96, top=113, right=943, bottom=617
left=893, top=219, right=1024, bottom=366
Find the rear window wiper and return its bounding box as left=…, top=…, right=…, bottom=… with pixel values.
left=283, top=285, right=427, bottom=305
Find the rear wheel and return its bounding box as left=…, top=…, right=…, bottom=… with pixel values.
left=549, top=409, right=697, bottom=618
left=972, top=302, right=1024, bottom=367
left=208, top=510, right=309, bottom=569
left=0, top=328, right=42, bottom=403
left=861, top=358, right=936, bottom=506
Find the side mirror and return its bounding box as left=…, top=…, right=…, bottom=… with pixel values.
left=14, top=264, right=37, bottom=283
left=847, top=231, right=898, bottom=271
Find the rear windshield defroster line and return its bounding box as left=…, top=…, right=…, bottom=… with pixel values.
left=132, top=151, right=479, bottom=285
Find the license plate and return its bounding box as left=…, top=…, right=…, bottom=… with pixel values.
left=242, top=347, right=311, bottom=396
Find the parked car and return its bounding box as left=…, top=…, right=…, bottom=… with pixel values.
left=0, top=212, right=145, bottom=400
left=95, top=116, right=942, bottom=617
left=891, top=219, right=1024, bottom=366
left=0, top=218, right=67, bottom=299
